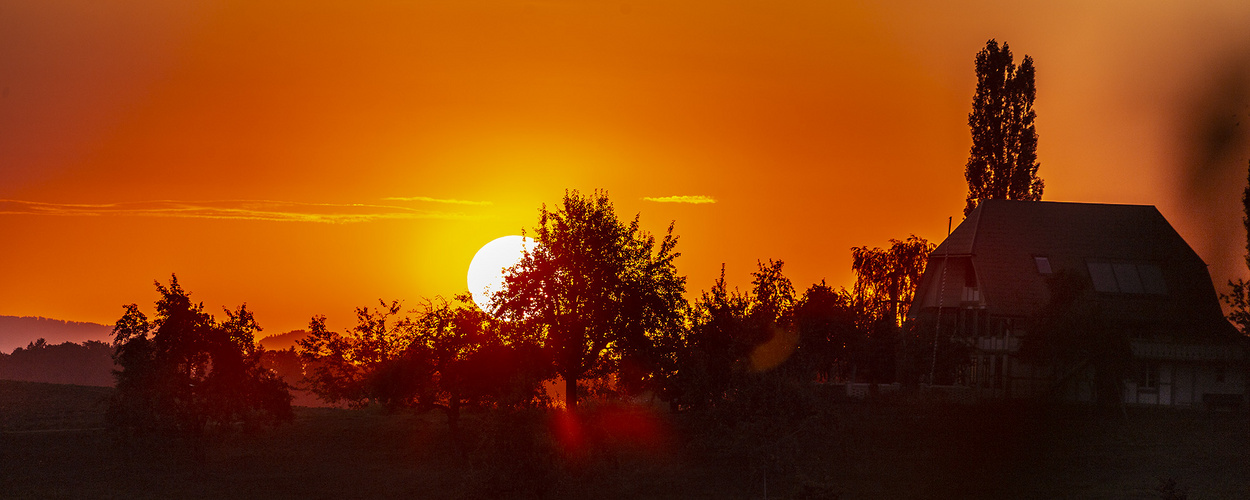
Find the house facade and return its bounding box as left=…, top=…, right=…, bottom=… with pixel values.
left=909, top=200, right=1247, bottom=408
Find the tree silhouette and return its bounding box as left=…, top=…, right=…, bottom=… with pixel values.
left=851, top=235, right=933, bottom=328
left=743, top=259, right=798, bottom=373
left=296, top=314, right=364, bottom=404
left=1221, top=159, right=1250, bottom=334
left=749, top=260, right=795, bottom=328
left=108, top=275, right=292, bottom=435
left=965, top=39, right=1043, bottom=216
left=849, top=236, right=934, bottom=383
left=0, top=339, right=115, bottom=386
left=405, top=296, right=551, bottom=430
left=494, top=190, right=687, bottom=409
left=297, top=295, right=550, bottom=431
left=675, top=264, right=752, bottom=409
left=792, top=281, right=860, bottom=382
left=676, top=260, right=841, bottom=407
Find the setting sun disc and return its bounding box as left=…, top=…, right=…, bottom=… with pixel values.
left=467, top=235, right=535, bottom=315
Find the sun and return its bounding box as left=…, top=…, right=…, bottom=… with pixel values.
left=467, top=235, right=536, bottom=315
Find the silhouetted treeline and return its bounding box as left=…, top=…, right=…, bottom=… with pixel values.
left=294, top=192, right=957, bottom=424
left=0, top=338, right=116, bottom=386
left=257, top=346, right=326, bottom=407
left=257, top=329, right=308, bottom=351
left=90, top=191, right=959, bottom=445
left=298, top=296, right=552, bottom=437
left=670, top=253, right=958, bottom=412
left=0, top=315, right=112, bottom=354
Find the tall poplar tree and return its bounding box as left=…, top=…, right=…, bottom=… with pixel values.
left=964, top=39, right=1043, bottom=216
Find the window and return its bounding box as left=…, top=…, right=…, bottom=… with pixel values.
left=1088, top=262, right=1119, bottom=292
left=1086, top=261, right=1167, bottom=295
left=1034, top=256, right=1052, bottom=274
left=1139, top=362, right=1159, bottom=390
left=1113, top=263, right=1144, bottom=294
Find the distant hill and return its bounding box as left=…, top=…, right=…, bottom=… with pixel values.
left=0, top=316, right=113, bottom=355
left=258, top=329, right=308, bottom=351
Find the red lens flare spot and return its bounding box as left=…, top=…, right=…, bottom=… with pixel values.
left=549, top=404, right=672, bottom=459
left=551, top=409, right=585, bottom=453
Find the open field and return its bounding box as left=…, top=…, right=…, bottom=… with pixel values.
left=1, top=380, right=1247, bottom=499
left=0, top=380, right=111, bottom=432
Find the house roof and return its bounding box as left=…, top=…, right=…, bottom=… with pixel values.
left=911, top=200, right=1238, bottom=340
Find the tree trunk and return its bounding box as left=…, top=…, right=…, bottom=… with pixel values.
left=565, top=373, right=578, bottom=409
left=447, top=397, right=465, bottom=458
left=447, top=398, right=460, bottom=433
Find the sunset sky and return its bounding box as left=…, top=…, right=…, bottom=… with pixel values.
left=3, top=1, right=1249, bottom=338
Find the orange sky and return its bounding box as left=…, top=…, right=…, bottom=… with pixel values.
left=3, top=1, right=1249, bottom=337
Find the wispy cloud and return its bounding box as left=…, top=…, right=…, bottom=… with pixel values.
left=382, top=196, right=493, bottom=206
left=642, top=195, right=717, bottom=204
left=0, top=199, right=475, bottom=224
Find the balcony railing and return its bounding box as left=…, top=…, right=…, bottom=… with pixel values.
left=1130, top=341, right=1244, bottom=361
left=975, top=336, right=1021, bottom=353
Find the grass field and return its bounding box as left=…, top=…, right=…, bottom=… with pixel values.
left=0, top=380, right=111, bottom=432
left=1, top=380, right=1246, bottom=499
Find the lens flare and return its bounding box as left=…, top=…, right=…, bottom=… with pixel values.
left=748, top=324, right=799, bottom=372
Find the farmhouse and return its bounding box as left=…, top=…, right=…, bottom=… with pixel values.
left=909, top=200, right=1248, bottom=408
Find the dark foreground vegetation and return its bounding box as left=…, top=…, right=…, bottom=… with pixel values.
left=2, top=380, right=1246, bottom=499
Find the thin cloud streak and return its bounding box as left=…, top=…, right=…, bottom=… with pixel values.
left=0, top=199, right=475, bottom=223
left=642, top=195, right=717, bottom=204
left=382, top=196, right=493, bottom=206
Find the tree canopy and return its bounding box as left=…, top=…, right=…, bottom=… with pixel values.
left=850, top=235, right=934, bottom=328
left=0, top=339, right=114, bottom=386
left=965, top=39, right=1043, bottom=216
left=494, top=190, right=687, bottom=408
left=674, top=260, right=878, bottom=409
left=108, top=275, right=292, bottom=435
left=297, top=295, right=550, bottom=430
left=792, top=280, right=861, bottom=383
